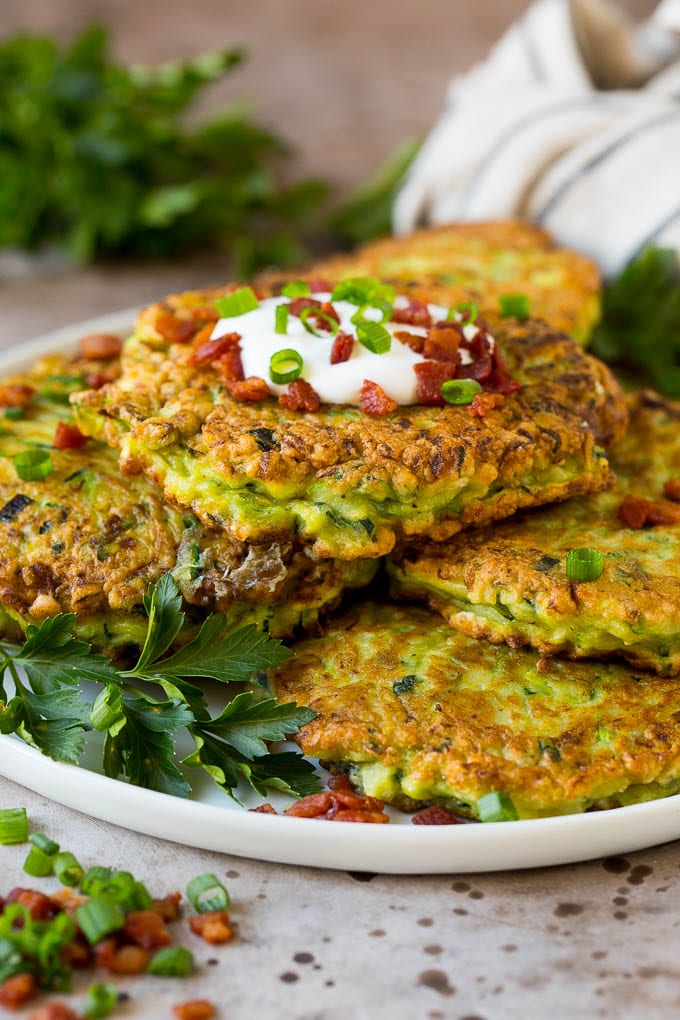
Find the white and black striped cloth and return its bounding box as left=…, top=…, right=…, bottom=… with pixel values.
left=394, top=0, right=680, bottom=276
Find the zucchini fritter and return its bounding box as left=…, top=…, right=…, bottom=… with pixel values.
left=72, top=286, right=627, bottom=560
left=389, top=392, right=680, bottom=676
left=0, top=355, right=376, bottom=652
left=270, top=602, right=680, bottom=819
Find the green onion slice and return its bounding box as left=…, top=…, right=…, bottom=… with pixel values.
left=3, top=407, right=24, bottom=420
left=269, top=349, right=304, bottom=385
left=300, top=306, right=339, bottom=337
left=186, top=873, right=231, bottom=913
left=281, top=280, right=311, bottom=298
left=350, top=299, right=394, bottom=326
left=23, top=844, right=55, bottom=878
left=81, top=866, right=112, bottom=896
left=565, top=547, right=604, bottom=582
left=331, top=276, right=395, bottom=306
left=477, top=791, right=518, bottom=823
left=356, top=321, right=391, bottom=355
left=14, top=449, right=53, bottom=481
left=499, top=293, right=531, bottom=320
left=440, top=379, right=482, bottom=405
left=448, top=300, right=479, bottom=324
left=53, top=850, right=84, bottom=887
left=147, top=945, right=194, bottom=977
left=75, top=895, right=126, bottom=945
left=275, top=304, right=289, bottom=335
left=215, top=286, right=259, bottom=318
left=0, top=807, right=28, bottom=844
left=30, top=832, right=59, bottom=855
left=83, top=982, right=119, bottom=1019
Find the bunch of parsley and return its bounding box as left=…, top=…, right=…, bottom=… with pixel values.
left=0, top=575, right=319, bottom=801
left=0, top=26, right=327, bottom=272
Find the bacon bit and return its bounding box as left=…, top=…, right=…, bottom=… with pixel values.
left=84, top=368, right=118, bottom=390
left=413, top=361, right=457, bottom=405
left=328, top=774, right=353, bottom=792
left=60, top=933, right=92, bottom=969
left=488, top=342, right=521, bottom=395
left=307, top=277, right=332, bottom=294
left=424, top=322, right=463, bottom=363
left=618, top=494, right=680, bottom=529
left=151, top=891, right=182, bottom=923
left=279, top=379, right=321, bottom=412
left=188, top=910, right=235, bottom=945
left=189, top=305, right=220, bottom=323
left=191, top=332, right=240, bottom=367
left=0, top=384, right=33, bottom=408
left=249, top=803, right=277, bottom=814
left=459, top=330, right=493, bottom=383
left=28, top=1003, right=82, bottom=1020
left=288, top=296, right=321, bottom=318
left=664, top=479, right=680, bottom=502
left=216, top=346, right=244, bottom=383
left=359, top=379, right=397, bottom=417
left=53, top=421, right=88, bottom=450
left=123, top=910, right=172, bottom=949
left=285, top=786, right=389, bottom=824
left=469, top=391, right=506, bottom=417
left=394, top=330, right=425, bottom=354
left=411, top=805, right=462, bottom=826
left=0, top=973, right=37, bottom=1010
left=330, top=331, right=354, bottom=364
left=49, top=887, right=87, bottom=915
left=155, top=311, right=199, bottom=345
left=6, top=887, right=55, bottom=921
left=77, top=333, right=122, bottom=360
left=173, top=1000, right=215, bottom=1020
left=93, top=938, right=117, bottom=970
left=392, top=299, right=432, bottom=328
left=227, top=377, right=270, bottom=402
left=100, top=943, right=151, bottom=975
left=320, top=301, right=340, bottom=325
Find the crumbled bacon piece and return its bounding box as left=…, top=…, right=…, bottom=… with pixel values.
left=0, top=972, right=37, bottom=1010
left=618, top=494, right=680, bottom=529
left=96, top=942, right=150, bottom=975
left=155, top=311, right=199, bottom=345
left=288, top=296, right=321, bottom=318
left=424, top=322, right=463, bottom=363
left=123, top=909, right=172, bottom=949
left=191, top=332, right=241, bottom=367
left=488, top=342, right=521, bottom=395
left=328, top=774, right=353, bottom=792
left=28, top=1003, right=81, bottom=1020
left=459, top=329, right=493, bottom=382
left=84, top=368, right=118, bottom=390
left=151, top=891, right=182, bottom=923
left=77, top=333, right=123, bottom=361
left=411, top=805, right=462, bottom=826
left=49, top=887, right=87, bottom=915
left=249, top=803, right=277, bottom=814
left=279, top=379, right=320, bottom=412
left=413, top=361, right=457, bottom=405
left=288, top=296, right=339, bottom=331
left=216, top=346, right=244, bottom=383
left=394, top=330, right=425, bottom=354
left=60, top=933, right=92, bottom=969
left=664, top=479, right=680, bottom=502
left=6, top=887, right=55, bottom=920
left=227, top=377, right=270, bottom=402
left=285, top=786, right=389, bottom=824
left=0, top=384, right=33, bottom=408
left=53, top=422, right=88, bottom=450
left=188, top=910, right=235, bottom=944
left=359, top=380, right=397, bottom=416
left=392, top=299, right=432, bottom=328
left=469, top=391, right=506, bottom=417
left=173, top=1000, right=215, bottom=1020
left=307, top=277, right=332, bottom=294
left=330, top=331, right=354, bottom=364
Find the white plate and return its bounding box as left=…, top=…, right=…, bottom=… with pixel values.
left=2, top=311, right=680, bottom=874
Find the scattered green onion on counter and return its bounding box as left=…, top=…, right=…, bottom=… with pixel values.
left=186, top=872, right=231, bottom=914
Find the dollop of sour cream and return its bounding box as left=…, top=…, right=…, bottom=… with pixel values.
left=211, top=293, right=474, bottom=406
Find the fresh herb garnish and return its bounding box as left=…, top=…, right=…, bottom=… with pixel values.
left=0, top=575, right=319, bottom=801
left=269, top=349, right=304, bottom=384
left=565, top=547, right=604, bottom=582
left=499, top=294, right=531, bottom=320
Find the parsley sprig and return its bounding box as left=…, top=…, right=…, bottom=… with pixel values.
left=0, top=575, right=319, bottom=801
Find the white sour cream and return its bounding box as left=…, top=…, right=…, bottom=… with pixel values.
left=211, top=293, right=468, bottom=406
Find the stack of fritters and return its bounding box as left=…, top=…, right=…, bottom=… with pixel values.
left=6, top=220, right=678, bottom=820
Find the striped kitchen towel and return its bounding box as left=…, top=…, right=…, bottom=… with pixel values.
left=394, top=0, right=680, bottom=276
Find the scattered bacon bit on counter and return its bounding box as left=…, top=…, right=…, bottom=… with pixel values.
left=227, top=377, right=270, bottom=402
left=59, top=934, right=91, bottom=969
left=469, top=391, right=506, bottom=417
left=330, top=331, right=354, bottom=364
left=123, top=909, right=172, bottom=949
left=414, top=361, right=457, bottom=405
left=285, top=785, right=389, bottom=824
left=411, top=805, right=462, bottom=826
left=279, top=379, right=320, bottom=412
left=0, top=384, right=33, bottom=408
left=95, top=940, right=150, bottom=974
left=617, top=494, right=680, bottom=529
left=29, top=1003, right=81, bottom=1020
left=392, top=298, right=432, bottom=328
left=155, top=311, right=200, bottom=345
left=6, top=887, right=55, bottom=920
left=664, top=479, right=680, bottom=502
left=77, top=333, right=123, bottom=361
left=191, top=332, right=241, bottom=367
left=53, top=422, right=88, bottom=450
left=249, top=803, right=277, bottom=814
left=188, top=910, right=235, bottom=945
left=173, top=1000, right=216, bottom=1020
left=359, top=379, right=397, bottom=416
left=394, top=330, right=425, bottom=353
left=151, top=891, right=182, bottom=923
left=0, top=972, right=37, bottom=1010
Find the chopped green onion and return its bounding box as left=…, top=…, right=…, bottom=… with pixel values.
left=39, top=375, right=87, bottom=404
left=3, top=407, right=24, bottom=420
left=300, top=306, right=339, bottom=337
left=269, top=349, right=304, bottom=385
left=81, top=866, right=112, bottom=896
left=147, top=945, right=194, bottom=977
left=566, top=547, right=604, bottom=582
left=350, top=299, right=394, bottom=326
left=478, top=791, right=518, bottom=823
left=0, top=807, right=28, bottom=844
left=106, top=872, right=152, bottom=912
left=440, top=379, right=482, bottom=405
left=331, top=276, right=395, bottom=306
left=281, top=280, right=311, bottom=298
left=448, top=301, right=479, bottom=324
left=75, top=895, right=125, bottom=945
left=186, top=873, right=231, bottom=914
left=23, top=845, right=55, bottom=878
left=356, top=321, right=391, bottom=355
left=30, top=832, right=60, bottom=855
left=499, top=293, right=531, bottom=320
left=13, top=449, right=53, bottom=481
left=214, top=286, right=259, bottom=318
left=83, top=982, right=119, bottom=1018
left=53, top=851, right=84, bottom=887
left=275, top=304, right=289, bottom=335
